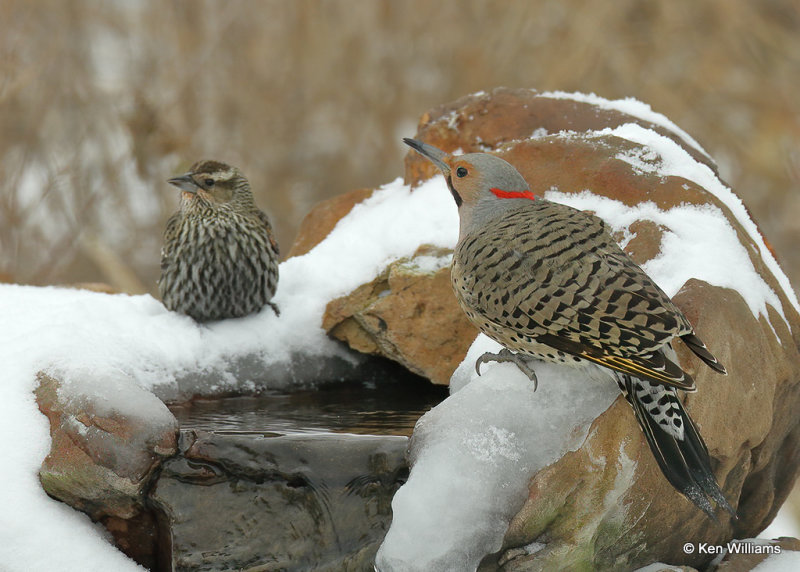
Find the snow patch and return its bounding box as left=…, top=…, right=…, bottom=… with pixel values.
left=752, top=550, right=800, bottom=571
left=530, top=127, right=549, bottom=139
left=546, top=189, right=788, bottom=331
left=407, top=252, right=453, bottom=274
left=540, top=90, right=711, bottom=160
left=593, top=123, right=799, bottom=317
left=522, top=541, right=546, bottom=555
left=461, top=425, right=521, bottom=464
left=55, top=366, right=175, bottom=427
left=760, top=504, right=800, bottom=541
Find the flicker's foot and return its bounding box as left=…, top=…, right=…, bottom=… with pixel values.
left=475, top=348, right=539, bottom=390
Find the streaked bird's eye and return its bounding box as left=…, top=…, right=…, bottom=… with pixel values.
left=204, top=178, right=215, bottom=187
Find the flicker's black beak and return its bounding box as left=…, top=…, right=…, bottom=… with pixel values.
left=168, top=173, right=198, bottom=193
left=403, top=138, right=451, bottom=176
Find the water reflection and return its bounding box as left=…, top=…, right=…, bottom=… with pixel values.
left=168, top=374, right=448, bottom=437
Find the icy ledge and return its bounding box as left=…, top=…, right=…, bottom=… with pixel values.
left=375, top=336, right=619, bottom=571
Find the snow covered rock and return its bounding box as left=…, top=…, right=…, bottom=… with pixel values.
left=371, top=89, right=800, bottom=570
left=402, top=87, right=719, bottom=188
left=288, top=187, right=476, bottom=385
left=6, top=87, right=798, bottom=571
left=35, top=370, right=178, bottom=520
left=323, top=244, right=478, bottom=385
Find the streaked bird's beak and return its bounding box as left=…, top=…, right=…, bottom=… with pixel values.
left=403, top=138, right=451, bottom=176
left=168, top=173, right=198, bottom=193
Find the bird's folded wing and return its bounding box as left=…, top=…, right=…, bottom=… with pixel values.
left=258, top=210, right=280, bottom=256
left=472, top=239, right=696, bottom=390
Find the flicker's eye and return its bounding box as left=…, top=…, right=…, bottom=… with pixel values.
left=204, top=178, right=215, bottom=187
left=456, top=166, right=468, bottom=178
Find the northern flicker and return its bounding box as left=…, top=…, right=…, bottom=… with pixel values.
left=159, top=160, right=280, bottom=322
left=404, top=138, right=736, bottom=520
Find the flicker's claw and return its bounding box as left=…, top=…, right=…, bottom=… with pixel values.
left=474, top=353, right=490, bottom=376
left=474, top=349, right=539, bottom=390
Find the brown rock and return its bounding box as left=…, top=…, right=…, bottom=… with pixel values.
left=287, top=187, right=375, bottom=259
left=404, top=87, right=718, bottom=187
left=715, top=538, right=800, bottom=571
left=101, top=511, right=162, bottom=571
left=35, top=371, right=179, bottom=520
left=323, top=245, right=478, bottom=385
left=395, top=94, right=799, bottom=569
left=619, top=220, right=668, bottom=266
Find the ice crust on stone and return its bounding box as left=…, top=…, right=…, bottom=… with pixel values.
left=375, top=336, right=620, bottom=571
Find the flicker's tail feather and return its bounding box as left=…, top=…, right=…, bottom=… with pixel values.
left=618, top=373, right=737, bottom=520
left=681, top=333, right=728, bottom=375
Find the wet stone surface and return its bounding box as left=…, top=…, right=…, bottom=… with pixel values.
left=152, top=430, right=409, bottom=571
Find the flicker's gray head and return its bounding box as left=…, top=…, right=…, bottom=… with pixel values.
left=404, top=138, right=536, bottom=235
left=168, top=160, right=253, bottom=209
left=403, top=139, right=535, bottom=204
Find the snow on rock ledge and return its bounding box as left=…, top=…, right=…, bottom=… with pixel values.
left=35, top=369, right=178, bottom=521
left=368, top=88, right=800, bottom=570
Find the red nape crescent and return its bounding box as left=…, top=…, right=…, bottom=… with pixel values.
left=490, top=188, right=537, bottom=200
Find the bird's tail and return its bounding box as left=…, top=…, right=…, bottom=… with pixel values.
left=616, top=373, right=737, bottom=521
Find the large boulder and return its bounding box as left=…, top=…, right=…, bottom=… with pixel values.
left=302, top=88, right=800, bottom=569
left=416, top=90, right=800, bottom=569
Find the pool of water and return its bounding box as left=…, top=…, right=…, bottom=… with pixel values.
left=168, top=374, right=448, bottom=437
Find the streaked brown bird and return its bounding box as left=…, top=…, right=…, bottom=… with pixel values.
left=404, top=138, right=735, bottom=520
left=159, top=160, right=280, bottom=322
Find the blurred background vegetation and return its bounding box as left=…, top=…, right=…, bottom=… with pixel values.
left=1, top=0, right=798, bottom=295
